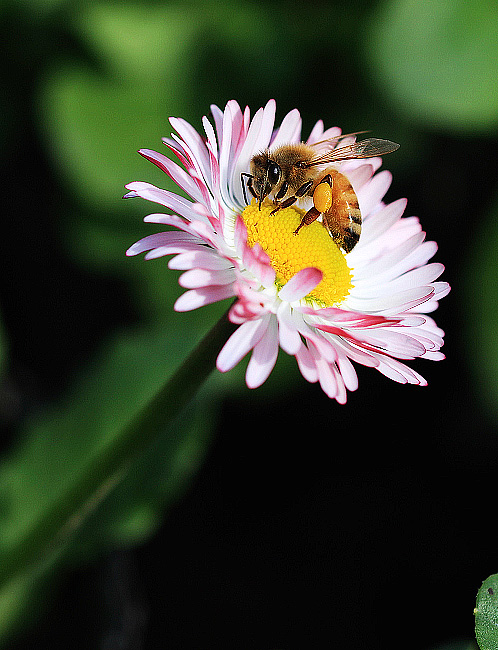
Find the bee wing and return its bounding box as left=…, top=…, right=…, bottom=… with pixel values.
left=304, top=138, right=400, bottom=168
left=310, top=130, right=370, bottom=148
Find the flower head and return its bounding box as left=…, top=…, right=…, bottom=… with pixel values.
left=126, top=100, right=449, bottom=402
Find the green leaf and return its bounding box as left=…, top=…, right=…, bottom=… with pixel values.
left=475, top=574, right=498, bottom=650
left=464, top=191, right=498, bottom=420
left=367, top=0, right=498, bottom=133
left=37, top=3, right=201, bottom=214
left=0, top=310, right=237, bottom=644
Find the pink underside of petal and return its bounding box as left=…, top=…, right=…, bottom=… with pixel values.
left=300, top=306, right=404, bottom=329
left=138, top=149, right=203, bottom=202
left=331, top=366, right=347, bottom=403
left=169, top=116, right=211, bottom=183
left=229, top=277, right=272, bottom=323
left=333, top=338, right=380, bottom=368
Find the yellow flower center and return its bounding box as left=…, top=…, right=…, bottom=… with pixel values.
left=241, top=200, right=352, bottom=307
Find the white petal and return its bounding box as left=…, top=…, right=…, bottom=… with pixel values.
left=358, top=198, right=407, bottom=246
left=269, top=108, right=302, bottom=148
left=217, top=314, right=271, bottom=372
left=375, top=356, right=427, bottom=385
left=346, top=286, right=435, bottom=314
left=352, top=234, right=432, bottom=285
left=353, top=263, right=445, bottom=297
left=276, top=302, right=302, bottom=355
left=125, top=182, right=206, bottom=223
left=345, top=164, right=375, bottom=192
left=168, top=249, right=234, bottom=270
left=309, top=343, right=338, bottom=399
left=173, top=285, right=234, bottom=311
left=336, top=352, right=358, bottom=392
left=126, top=231, right=202, bottom=257
left=353, top=329, right=427, bottom=358
left=144, top=243, right=206, bottom=260
left=357, top=170, right=392, bottom=215
left=231, top=100, right=276, bottom=206
left=246, top=317, right=279, bottom=388
left=178, top=268, right=235, bottom=288
left=202, top=115, right=218, bottom=160
left=295, top=343, right=319, bottom=383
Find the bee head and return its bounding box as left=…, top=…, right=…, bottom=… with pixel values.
left=250, top=153, right=282, bottom=210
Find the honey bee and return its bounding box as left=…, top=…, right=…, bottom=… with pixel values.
left=242, top=134, right=400, bottom=253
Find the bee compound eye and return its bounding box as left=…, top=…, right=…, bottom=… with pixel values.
left=267, top=162, right=281, bottom=185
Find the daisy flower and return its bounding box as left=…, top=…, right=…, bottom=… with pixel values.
left=125, top=100, right=449, bottom=403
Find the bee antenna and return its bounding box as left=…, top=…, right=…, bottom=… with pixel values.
left=240, top=172, right=252, bottom=205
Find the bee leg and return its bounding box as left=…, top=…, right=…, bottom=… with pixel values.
left=270, top=195, right=297, bottom=215
left=269, top=179, right=313, bottom=216
left=274, top=181, right=289, bottom=202
left=293, top=207, right=321, bottom=235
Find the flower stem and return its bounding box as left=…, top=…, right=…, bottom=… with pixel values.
left=0, top=309, right=237, bottom=589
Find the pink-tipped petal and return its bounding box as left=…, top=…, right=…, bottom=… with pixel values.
left=217, top=314, right=271, bottom=372
left=174, top=285, right=234, bottom=311
left=279, top=267, right=323, bottom=302
left=245, top=317, right=279, bottom=388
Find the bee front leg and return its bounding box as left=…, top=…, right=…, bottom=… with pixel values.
left=270, top=195, right=297, bottom=215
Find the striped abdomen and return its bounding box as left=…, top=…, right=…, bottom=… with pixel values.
left=316, top=169, right=361, bottom=253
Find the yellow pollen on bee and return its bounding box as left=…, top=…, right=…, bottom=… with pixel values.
left=241, top=200, right=352, bottom=307
left=313, top=182, right=333, bottom=213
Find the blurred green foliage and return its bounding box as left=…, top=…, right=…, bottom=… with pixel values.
left=466, top=192, right=498, bottom=422
left=1, top=0, right=498, bottom=646
left=368, top=0, right=498, bottom=133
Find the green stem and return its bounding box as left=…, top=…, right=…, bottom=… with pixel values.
left=0, top=310, right=237, bottom=588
